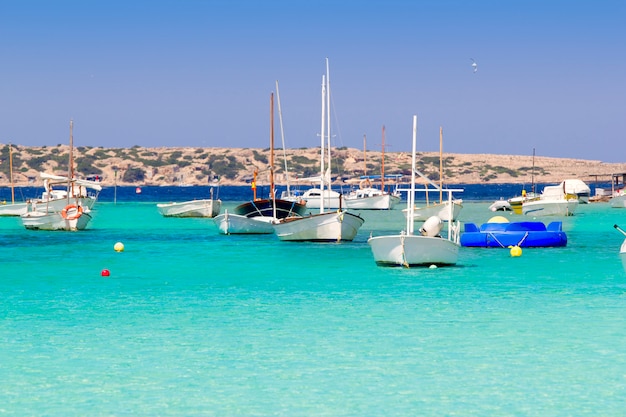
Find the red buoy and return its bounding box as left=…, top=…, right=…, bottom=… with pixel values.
left=101, top=269, right=111, bottom=277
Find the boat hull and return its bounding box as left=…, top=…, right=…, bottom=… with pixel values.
left=273, top=211, right=364, bottom=242
left=301, top=188, right=343, bottom=210
left=403, top=200, right=463, bottom=222
left=233, top=199, right=308, bottom=218
left=461, top=221, right=567, bottom=248
left=368, top=234, right=459, bottom=267
left=21, top=210, right=93, bottom=231
left=157, top=199, right=221, bottom=217
left=0, top=202, right=29, bottom=216
left=213, top=211, right=275, bottom=234
left=610, top=195, right=626, bottom=208
left=522, top=199, right=578, bottom=216
left=344, top=191, right=401, bottom=210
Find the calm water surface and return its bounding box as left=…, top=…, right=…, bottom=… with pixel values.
left=1, top=188, right=626, bottom=416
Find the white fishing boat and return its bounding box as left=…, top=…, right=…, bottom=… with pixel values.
left=157, top=188, right=221, bottom=217
left=522, top=182, right=579, bottom=216
left=22, top=206, right=94, bottom=231
left=213, top=92, right=307, bottom=235
left=20, top=121, right=101, bottom=231
left=369, top=115, right=461, bottom=267
left=30, top=172, right=99, bottom=213
left=273, top=58, right=364, bottom=242
left=344, top=129, right=401, bottom=210
left=402, top=126, right=462, bottom=222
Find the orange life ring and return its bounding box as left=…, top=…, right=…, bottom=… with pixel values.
left=61, top=204, right=83, bottom=220
left=359, top=179, right=372, bottom=189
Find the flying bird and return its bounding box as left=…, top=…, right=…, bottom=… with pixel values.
left=470, top=58, right=478, bottom=73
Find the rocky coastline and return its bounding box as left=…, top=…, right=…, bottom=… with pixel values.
left=1, top=144, right=625, bottom=188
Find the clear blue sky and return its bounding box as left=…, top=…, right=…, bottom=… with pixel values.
left=1, top=0, right=624, bottom=162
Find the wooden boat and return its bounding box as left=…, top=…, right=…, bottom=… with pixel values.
left=274, top=58, right=364, bottom=242
left=214, top=92, right=307, bottom=234
left=20, top=120, right=100, bottom=231
left=368, top=115, right=461, bottom=267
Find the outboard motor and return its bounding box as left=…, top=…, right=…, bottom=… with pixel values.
left=419, top=216, right=444, bottom=237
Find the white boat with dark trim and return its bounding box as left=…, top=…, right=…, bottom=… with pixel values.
left=273, top=58, right=364, bottom=242
left=369, top=116, right=461, bottom=267
left=214, top=92, right=307, bottom=235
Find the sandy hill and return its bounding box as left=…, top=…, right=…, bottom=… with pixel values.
left=1, top=144, right=625, bottom=187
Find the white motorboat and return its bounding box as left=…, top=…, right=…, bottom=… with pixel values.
left=274, top=58, right=364, bottom=242
left=522, top=182, right=579, bottom=216
left=344, top=185, right=401, bottom=210
left=157, top=198, right=221, bottom=217
left=300, top=187, right=343, bottom=209
left=369, top=115, right=461, bottom=267
left=157, top=187, right=221, bottom=217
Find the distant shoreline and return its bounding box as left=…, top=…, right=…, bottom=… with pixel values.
left=1, top=145, right=625, bottom=187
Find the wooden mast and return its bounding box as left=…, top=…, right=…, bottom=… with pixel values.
left=439, top=126, right=443, bottom=203
left=9, top=143, right=14, bottom=204
left=270, top=92, right=275, bottom=216
left=381, top=125, right=386, bottom=191
left=363, top=134, right=367, bottom=177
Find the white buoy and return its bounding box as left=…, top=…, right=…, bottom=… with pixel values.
left=114, top=242, right=125, bottom=252
left=419, top=216, right=443, bottom=237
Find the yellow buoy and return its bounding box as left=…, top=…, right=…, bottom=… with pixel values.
left=114, top=242, right=125, bottom=252
left=488, top=215, right=510, bottom=223
left=510, top=245, right=522, bottom=257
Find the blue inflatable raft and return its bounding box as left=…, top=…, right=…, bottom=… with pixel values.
left=461, top=220, right=567, bottom=248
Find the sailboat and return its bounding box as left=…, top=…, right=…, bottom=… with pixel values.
left=213, top=92, right=307, bottom=235
left=344, top=127, right=401, bottom=210
left=368, top=115, right=462, bottom=267
left=273, top=58, right=364, bottom=242
left=0, top=144, right=30, bottom=216
left=21, top=120, right=102, bottom=231
left=402, top=126, right=462, bottom=222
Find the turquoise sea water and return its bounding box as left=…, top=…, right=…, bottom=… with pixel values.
left=2, top=198, right=626, bottom=416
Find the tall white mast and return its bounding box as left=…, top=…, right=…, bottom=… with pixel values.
left=319, top=74, right=326, bottom=214
left=408, top=115, right=417, bottom=235
left=275, top=80, right=291, bottom=196
left=325, top=58, right=331, bottom=195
